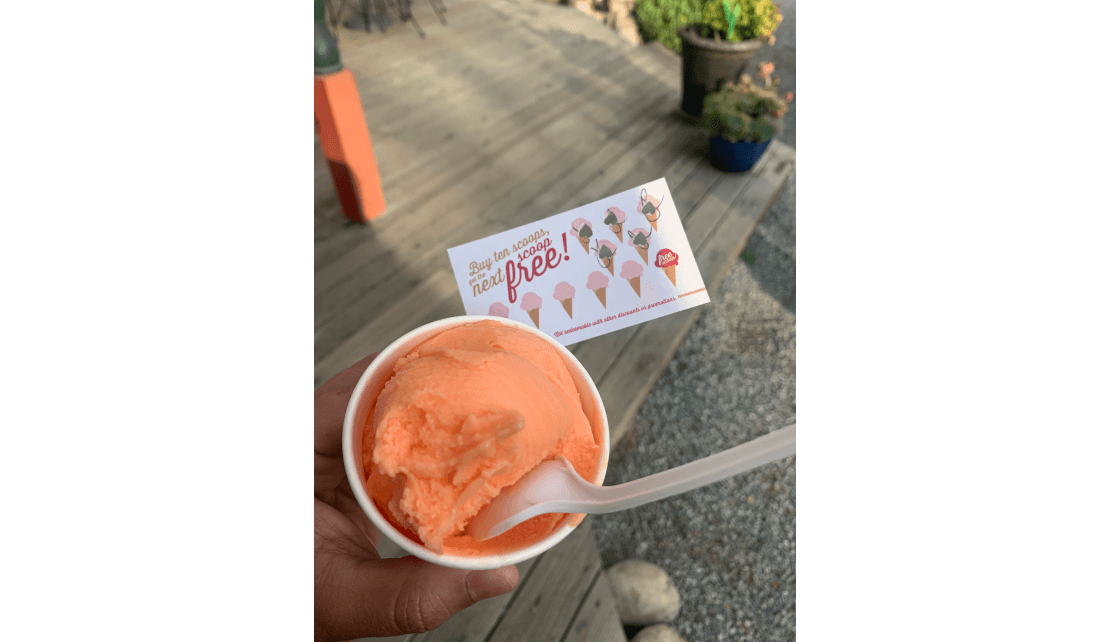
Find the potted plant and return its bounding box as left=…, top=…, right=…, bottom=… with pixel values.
left=702, top=62, right=792, bottom=172
left=635, top=0, right=782, bottom=117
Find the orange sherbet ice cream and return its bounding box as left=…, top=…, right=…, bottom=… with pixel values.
left=364, top=320, right=604, bottom=556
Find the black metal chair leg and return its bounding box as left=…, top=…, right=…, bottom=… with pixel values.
left=388, top=0, right=425, bottom=38
left=429, top=0, right=447, bottom=25
left=381, top=0, right=393, bottom=33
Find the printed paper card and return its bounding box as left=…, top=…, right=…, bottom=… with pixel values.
left=446, top=178, right=710, bottom=345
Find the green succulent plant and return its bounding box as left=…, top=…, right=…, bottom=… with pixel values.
left=635, top=0, right=782, bottom=53
left=702, top=70, right=790, bottom=143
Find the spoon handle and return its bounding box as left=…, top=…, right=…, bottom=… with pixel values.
left=585, top=424, right=796, bottom=513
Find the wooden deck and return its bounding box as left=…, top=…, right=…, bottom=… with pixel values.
left=317, top=1, right=793, bottom=639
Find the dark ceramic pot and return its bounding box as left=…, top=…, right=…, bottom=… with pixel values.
left=710, top=137, right=771, bottom=172
left=678, top=25, right=762, bottom=117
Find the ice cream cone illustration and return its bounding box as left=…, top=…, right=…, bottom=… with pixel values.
left=570, top=218, right=593, bottom=255
left=620, top=259, right=643, bottom=298
left=594, top=239, right=616, bottom=277
left=628, top=227, right=651, bottom=264
left=655, top=248, right=679, bottom=287
left=603, top=207, right=627, bottom=243
left=637, top=188, right=663, bottom=232
left=587, top=271, right=610, bottom=308
left=520, top=292, right=543, bottom=329
left=487, top=302, right=510, bottom=318
left=553, top=281, right=576, bottom=319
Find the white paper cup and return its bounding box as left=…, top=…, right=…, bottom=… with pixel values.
left=342, top=316, right=611, bottom=570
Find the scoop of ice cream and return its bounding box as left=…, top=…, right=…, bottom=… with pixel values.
left=620, top=260, right=643, bottom=279
left=603, top=207, right=626, bottom=225
left=637, top=193, right=662, bottom=214
left=655, top=248, right=679, bottom=268
left=628, top=228, right=650, bottom=248
left=553, top=282, right=576, bottom=301
left=570, top=218, right=593, bottom=239
left=487, top=302, right=510, bottom=318
left=365, top=321, right=603, bottom=556
left=520, top=292, right=542, bottom=311
left=586, top=271, right=610, bottom=290
left=593, top=239, right=617, bottom=258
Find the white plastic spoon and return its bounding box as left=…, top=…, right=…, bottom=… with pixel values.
left=469, top=423, right=796, bottom=541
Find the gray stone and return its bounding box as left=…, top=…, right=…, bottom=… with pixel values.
left=631, top=624, right=688, bottom=642
left=607, top=559, right=681, bottom=625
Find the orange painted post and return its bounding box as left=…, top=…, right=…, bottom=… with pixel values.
left=315, top=1, right=386, bottom=222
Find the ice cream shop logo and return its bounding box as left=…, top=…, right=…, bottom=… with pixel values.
left=655, top=248, right=679, bottom=286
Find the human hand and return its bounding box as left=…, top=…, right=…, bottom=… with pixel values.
left=314, top=354, right=520, bottom=641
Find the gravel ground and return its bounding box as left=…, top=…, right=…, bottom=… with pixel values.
left=592, top=2, right=797, bottom=640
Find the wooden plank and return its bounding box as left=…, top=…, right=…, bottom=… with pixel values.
left=597, top=144, right=793, bottom=447
left=363, top=30, right=626, bottom=133
left=352, top=2, right=630, bottom=105
left=525, top=115, right=701, bottom=237
left=314, top=269, right=458, bottom=386
left=313, top=83, right=679, bottom=370
left=353, top=7, right=625, bottom=122
left=317, top=156, right=792, bottom=411
left=315, top=287, right=467, bottom=388
left=336, top=1, right=512, bottom=73
left=560, top=571, right=628, bottom=642
left=315, top=107, right=703, bottom=382
left=367, top=45, right=670, bottom=217
left=411, top=556, right=542, bottom=642
left=484, top=519, right=602, bottom=642
left=528, top=117, right=701, bottom=222
left=314, top=44, right=672, bottom=273
left=315, top=0, right=661, bottom=231
left=319, top=108, right=705, bottom=388
left=666, top=161, right=727, bottom=225
left=316, top=75, right=675, bottom=314
left=313, top=58, right=681, bottom=331
left=331, top=0, right=487, bottom=44
left=360, top=32, right=630, bottom=184
left=312, top=116, right=680, bottom=368
left=362, top=33, right=617, bottom=136
left=349, top=0, right=630, bottom=86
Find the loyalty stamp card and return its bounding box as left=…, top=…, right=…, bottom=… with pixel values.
left=446, top=178, right=710, bottom=346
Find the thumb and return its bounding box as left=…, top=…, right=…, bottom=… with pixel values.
left=316, top=553, right=519, bottom=640
left=372, top=557, right=520, bottom=632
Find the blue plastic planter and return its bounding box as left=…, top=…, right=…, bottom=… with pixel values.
left=710, top=137, right=771, bottom=173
